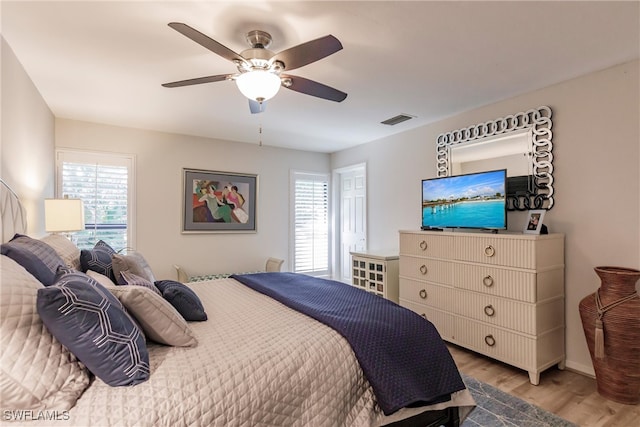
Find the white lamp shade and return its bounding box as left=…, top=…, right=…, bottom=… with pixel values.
left=45, top=199, right=85, bottom=232
left=235, top=70, right=281, bottom=102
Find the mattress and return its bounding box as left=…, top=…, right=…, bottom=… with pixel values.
left=14, top=277, right=474, bottom=426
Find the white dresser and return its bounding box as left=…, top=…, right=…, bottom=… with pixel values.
left=398, top=230, right=565, bottom=385
left=350, top=251, right=399, bottom=303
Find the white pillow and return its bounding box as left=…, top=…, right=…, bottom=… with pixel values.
left=112, top=252, right=156, bottom=283
left=0, top=255, right=90, bottom=410
left=86, top=269, right=117, bottom=288
left=40, top=234, right=81, bottom=271
left=109, top=285, right=198, bottom=347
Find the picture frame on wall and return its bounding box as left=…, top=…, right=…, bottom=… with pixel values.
left=182, top=168, right=257, bottom=233
left=523, top=209, right=546, bottom=234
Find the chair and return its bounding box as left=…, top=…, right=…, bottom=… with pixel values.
left=265, top=257, right=284, bottom=272
left=174, top=264, right=189, bottom=283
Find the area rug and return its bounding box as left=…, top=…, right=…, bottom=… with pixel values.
left=461, top=374, right=577, bottom=427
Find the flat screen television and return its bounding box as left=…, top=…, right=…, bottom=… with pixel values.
left=421, top=169, right=507, bottom=230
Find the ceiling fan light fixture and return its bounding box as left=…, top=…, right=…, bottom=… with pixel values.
left=236, top=70, right=281, bottom=103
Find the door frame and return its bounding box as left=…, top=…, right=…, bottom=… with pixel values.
left=331, top=162, right=367, bottom=282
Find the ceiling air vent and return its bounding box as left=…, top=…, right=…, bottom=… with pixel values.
left=381, top=114, right=415, bottom=126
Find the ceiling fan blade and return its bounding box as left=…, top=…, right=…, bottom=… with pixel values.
left=168, top=22, right=247, bottom=65
left=249, top=99, right=266, bottom=114
left=162, top=74, right=232, bottom=88
left=271, top=35, right=342, bottom=71
left=282, top=74, right=347, bottom=102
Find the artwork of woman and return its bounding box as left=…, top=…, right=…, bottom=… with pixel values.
left=225, top=185, right=244, bottom=209
left=224, top=185, right=249, bottom=223
left=184, top=171, right=256, bottom=232
left=196, top=181, right=233, bottom=223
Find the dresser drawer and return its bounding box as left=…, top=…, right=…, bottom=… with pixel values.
left=454, top=235, right=536, bottom=269
left=454, top=317, right=535, bottom=369
left=455, top=317, right=564, bottom=372
left=399, top=302, right=455, bottom=341
left=453, top=290, right=565, bottom=335
left=399, top=232, right=452, bottom=258
left=452, top=289, right=536, bottom=334
left=453, top=263, right=537, bottom=303
left=399, top=256, right=453, bottom=284
left=399, top=278, right=453, bottom=308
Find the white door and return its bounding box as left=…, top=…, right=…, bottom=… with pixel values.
left=339, top=166, right=367, bottom=281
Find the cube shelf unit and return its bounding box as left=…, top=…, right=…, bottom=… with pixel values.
left=350, top=251, right=399, bottom=303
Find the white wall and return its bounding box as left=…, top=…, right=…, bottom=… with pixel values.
left=1, top=37, right=55, bottom=237
left=55, top=119, right=330, bottom=280
left=331, top=60, right=640, bottom=376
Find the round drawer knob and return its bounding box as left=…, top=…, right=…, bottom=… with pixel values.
left=484, top=334, right=496, bottom=347
left=484, top=245, right=496, bottom=257
left=419, top=240, right=428, bottom=251
left=419, top=265, right=428, bottom=275
left=419, top=289, right=428, bottom=299
left=483, top=275, right=494, bottom=287
left=484, top=304, right=496, bottom=317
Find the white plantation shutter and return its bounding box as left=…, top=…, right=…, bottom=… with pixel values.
left=291, top=171, right=329, bottom=276
left=56, top=150, right=134, bottom=250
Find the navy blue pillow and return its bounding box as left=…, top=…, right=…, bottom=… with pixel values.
left=0, top=234, right=65, bottom=286
left=154, top=280, right=208, bottom=321
left=37, top=269, right=150, bottom=386
left=80, top=240, right=117, bottom=282
left=94, top=240, right=116, bottom=254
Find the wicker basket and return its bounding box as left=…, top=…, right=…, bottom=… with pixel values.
left=579, top=266, right=640, bottom=405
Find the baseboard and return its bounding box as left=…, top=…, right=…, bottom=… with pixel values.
left=564, top=360, right=595, bottom=378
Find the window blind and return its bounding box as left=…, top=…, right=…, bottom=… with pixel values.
left=56, top=150, right=133, bottom=251
left=292, top=172, right=329, bottom=276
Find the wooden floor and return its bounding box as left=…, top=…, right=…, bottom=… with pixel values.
left=447, top=344, right=640, bottom=427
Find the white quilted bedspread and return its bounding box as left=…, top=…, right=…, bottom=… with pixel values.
left=27, top=278, right=474, bottom=426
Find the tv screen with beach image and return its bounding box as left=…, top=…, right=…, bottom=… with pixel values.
left=422, top=169, right=506, bottom=229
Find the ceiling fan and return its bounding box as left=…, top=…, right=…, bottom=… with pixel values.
left=162, top=23, right=347, bottom=113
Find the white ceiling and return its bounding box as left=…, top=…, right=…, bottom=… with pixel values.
left=2, top=1, right=638, bottom=153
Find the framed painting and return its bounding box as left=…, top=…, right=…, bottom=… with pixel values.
left=182, top=168, right=257, bottom=233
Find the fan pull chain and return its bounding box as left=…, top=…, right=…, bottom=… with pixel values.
left=259, top=124, right=263, bottom=147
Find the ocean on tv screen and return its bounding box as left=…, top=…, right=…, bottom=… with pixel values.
left=421, top=169, right=506, bottom=229
left=422, top=199, right=505, bottom=229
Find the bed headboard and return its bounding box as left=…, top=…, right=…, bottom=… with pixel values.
left=1, top=179, right=27, bottom=243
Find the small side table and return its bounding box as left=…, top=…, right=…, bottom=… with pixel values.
left=350, top=251, right=399, bottom=303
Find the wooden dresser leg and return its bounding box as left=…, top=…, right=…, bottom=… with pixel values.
left=529, top=371, right=540, bottom=385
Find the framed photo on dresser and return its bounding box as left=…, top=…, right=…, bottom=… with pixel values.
left=523, top=209, right=545, bottom=234
left=182, top=168, right=257, bottom=233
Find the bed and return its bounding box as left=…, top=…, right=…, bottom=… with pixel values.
left=0, top=180, right=474, bottom=426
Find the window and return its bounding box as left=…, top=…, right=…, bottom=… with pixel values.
left=290, top=171, right=329, bottom=276
left=55, top=150, right=135, bottom=250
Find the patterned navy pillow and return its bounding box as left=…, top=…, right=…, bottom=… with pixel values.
left=80, top=240, right=117, bottom=282
left=94, top=240, right=116, bottom=254
left=37, top=270, right=150, bottom=386
left=154, top=280, right=208, bottom=321
left=56, top=264, right=75, bottom=276
left=0, top=234, right=65, bottom=286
